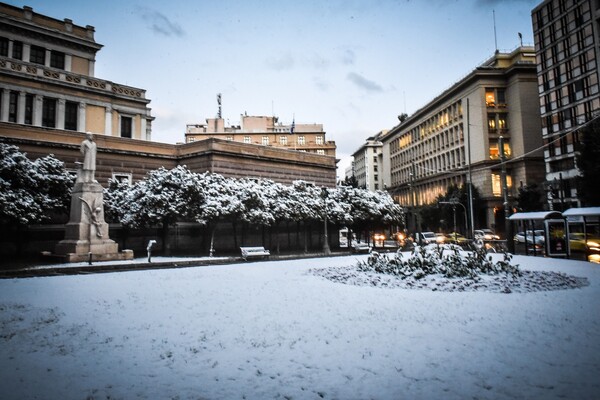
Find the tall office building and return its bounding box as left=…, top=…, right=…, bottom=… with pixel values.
left=382, top=47, right=545, bottom=233
left=532, top=0, right=600, bottom=209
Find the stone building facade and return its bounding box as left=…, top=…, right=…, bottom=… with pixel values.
left=352, top=130, right=386, bottom=191
left=382, top=47, right=546, bottom=233
left=0, top=3, right=154, bottom=140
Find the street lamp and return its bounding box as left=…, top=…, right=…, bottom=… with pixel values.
left=321, top=187, right=331, bottom=255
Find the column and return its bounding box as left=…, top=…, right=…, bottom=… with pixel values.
left=0, top=89, right=9, bottom=122
left=17, top=91, right=26, bottom=124
left=45, top=49, right=51, bottom=67
left=140, top=117, right=147, bottom=140
left=88, top=59, right=95, bottom=77
left=33, top=95, right=43, bottom=126
left=22, top=44, right=30, bottom=63
left=65, top=54, right=72, bottom=72
left=78, top=102, right=86, bottom=132
left=104, top=106, right=112, bottom=136
left=57, top=99, right=66, bottom=130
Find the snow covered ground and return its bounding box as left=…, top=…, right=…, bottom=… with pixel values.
left=1, top=254, right=599, bottom=400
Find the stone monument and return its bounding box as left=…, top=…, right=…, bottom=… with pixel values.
left=55, top=133, right=133, bottom=262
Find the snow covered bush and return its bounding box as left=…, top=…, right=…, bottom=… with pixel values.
left=358, top=245, right=520, bottom=280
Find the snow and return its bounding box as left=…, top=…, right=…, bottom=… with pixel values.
left=1, top=254, right=599, bottom=399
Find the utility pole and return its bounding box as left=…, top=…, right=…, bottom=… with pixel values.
left=499, top=136, right=514, bottom=252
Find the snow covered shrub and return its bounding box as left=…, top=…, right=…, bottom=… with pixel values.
left=357, top=245, right=520, bottom=280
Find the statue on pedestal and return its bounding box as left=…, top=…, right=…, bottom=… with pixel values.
left=54, top=132, right=133, bottom=262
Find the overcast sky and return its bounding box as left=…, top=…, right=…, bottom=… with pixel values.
left=7, top=0, right=540, bottom=177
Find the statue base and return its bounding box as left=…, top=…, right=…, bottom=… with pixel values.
left=54, top=181, right=134, bottom=263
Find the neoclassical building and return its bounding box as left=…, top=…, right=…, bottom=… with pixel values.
left=0, top=3, right=154, bottom=140
left=0, top=4, right=336, bottom=188
left=382, top=47, right=546, bottom=233
left=351, top=130, right=387, bottom=191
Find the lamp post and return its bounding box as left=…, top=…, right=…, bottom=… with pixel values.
left=321, top=187, right=331, bottom=255
left=439, top=199, right=468, bottom=237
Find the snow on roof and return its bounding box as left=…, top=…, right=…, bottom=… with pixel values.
left=562, top=207, right=600, bottom=217
left=508, top=211, right=563, bottom=220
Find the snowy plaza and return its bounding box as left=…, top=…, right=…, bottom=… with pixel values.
left=1, top=253, right=599, bottom=400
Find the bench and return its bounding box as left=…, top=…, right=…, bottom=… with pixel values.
left=240, top=246, right=270, bottom=261
left=352, top=241, right=371, bottom=253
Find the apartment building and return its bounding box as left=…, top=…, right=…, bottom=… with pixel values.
left=351, top=130, right=387, bottom=191
left=532, top=0, right=600, bottom=210
left=382, top=47, right=545, bottom=232
left=185, top=114, right=337, bottom=158
left=0, top=3, right=154, bottom=140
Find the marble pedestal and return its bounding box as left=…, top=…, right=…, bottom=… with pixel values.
left=55, top=182, right=133, bottom=262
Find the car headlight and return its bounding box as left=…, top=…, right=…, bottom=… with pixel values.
left=587, top=241, right=600, bottom=249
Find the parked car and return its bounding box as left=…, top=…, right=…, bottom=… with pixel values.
left=415, top=232, right=437, bottom=244
left=514, top=230, right=545, bottom=245
left=569, top=233, right=600, bottom=253
left=446, top=232, right=468, bottom=245
left=474, top=229, right=500, bottom=241
left=434, top=233, right=446, bottom=244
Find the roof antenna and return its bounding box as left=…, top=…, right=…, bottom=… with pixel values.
left=493, top=10, right=498, bottom=53
left=217, top=93, right=222, bottom=119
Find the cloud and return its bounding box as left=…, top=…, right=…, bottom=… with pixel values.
left=313, top=77, right=329, bottom=92
left=347, top=72, right=383, bottom=93
left=340, top=49, right=356, bottom=66
left=137, top=7, right=184, bottom=37
left=474, top=0, right=537, bottom=6
left=265, top=53, right=295, bottom=71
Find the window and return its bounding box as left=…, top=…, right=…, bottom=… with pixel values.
left=42, top=97, right=57, bottom=128
left=188, top=137, right=195, bottom=143
left=316, top=136, right=323, bottom=145
left=262, top=136, right=269, bottom=145
left=112, top=173, right=132, bottom=184
left=243, top=136, right=251, bottom=144
left=498, top=115, right=507, bottom=130
left=30, top=45, right=45, bottom=65
left=488, top=116, right=497, bottom=132
left=24, top=94, right=33, bottom=125
left=120, top=116, right=132, bottom=138
left=226, top=136, right=233, bottom=141
left=298, top=136, right=305, bottom=145
left=64, top=101, right=78, bottom=131
left=8, top=91, right=18, bottom=122
left=11, top=41, right=22, bottom=60
left=485, top=89, right=495, bottom=106
left=317, top=149, right=325, bottom=155
left=279, top=136, right=288, bottom=145
left=492, top=173, right=513, bottom=196
left=0, top=37, right=7, bottom=56
left=497, top=89, right=506, bottom=106
left=50, top=50, right=65, bottom=69
left=489, top=141, right=511, bottom=159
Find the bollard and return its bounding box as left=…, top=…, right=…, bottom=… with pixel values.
left=147, top=240, right=157, bottom=263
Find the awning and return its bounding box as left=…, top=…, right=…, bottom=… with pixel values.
left=508, top=211, right=563, bottom=221
left=562, top=207, right=600, bottom=217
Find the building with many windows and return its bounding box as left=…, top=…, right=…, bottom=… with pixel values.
left=0, top=3, right=154, bottom=139
left=382, top=47, right=545, bottom=234
left=532, top=0, right=600, bottom=210
left=185, top=114, right=337, bottom=158
left=351, top=130, right=387, bottom=191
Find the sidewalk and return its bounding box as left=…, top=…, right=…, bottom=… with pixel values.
left=0, top=250, right=356, bottom=279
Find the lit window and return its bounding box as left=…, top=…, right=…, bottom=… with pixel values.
left=491, top=173, right=513, bottom=196
left=485, top=89, right=495, bottom=106
left=244, top=136, right=251, bottom=144
left=262, top=136, right=269, bottom=145
left=488, top=116, right=496, bottom=131
left=316, top=136, right=324, bottom=145
left=280, top=136, right=288, bottom=145
left=489, top=141, right=511, bottom=159
left=498, top=116, right=507, bottom=130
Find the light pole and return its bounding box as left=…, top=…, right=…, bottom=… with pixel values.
left=321, top=187, right=331, bottom=255
left=439, top=198, right=468, bottom=237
